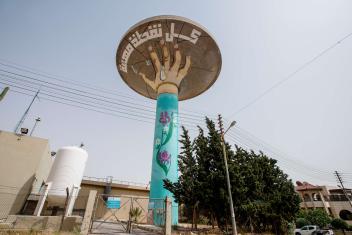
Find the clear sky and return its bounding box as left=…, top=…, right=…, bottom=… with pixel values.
left=0, top=0, right=351, bottom=187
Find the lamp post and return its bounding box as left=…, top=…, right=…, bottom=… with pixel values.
left=220, top=120, right=237, bottom=235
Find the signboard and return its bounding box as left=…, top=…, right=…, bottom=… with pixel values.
left=106, top=197, right=121, bottom=209
left=116, top=15, right=222, bottom=101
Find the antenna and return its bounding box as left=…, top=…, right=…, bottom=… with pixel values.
left=30, top=117, right=41, bottom=136
left=14, top=89, right=40, bottom=134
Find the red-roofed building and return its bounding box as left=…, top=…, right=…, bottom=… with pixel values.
left=295, top=181, right=352, bottom=225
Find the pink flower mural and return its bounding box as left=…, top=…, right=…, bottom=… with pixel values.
left=159, top=111, right=171, bottom=126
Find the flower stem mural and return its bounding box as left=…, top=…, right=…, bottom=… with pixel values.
left=150, top=93, right=179, bottom=225
left=155, top=111, right=175, bottom=175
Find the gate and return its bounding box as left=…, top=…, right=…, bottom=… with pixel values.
left=89, top=194, right=165, bottom=234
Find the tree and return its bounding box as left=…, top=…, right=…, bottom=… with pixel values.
left=164, top=115, right=300, bottom=233
left=163, top=126, right=200, bottom=228
left=232, top=146, right=300, bottom=233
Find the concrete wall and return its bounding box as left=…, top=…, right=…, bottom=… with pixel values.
left=75, top=180, right=150, bottom=223
left=0, top=215, right=81, bottom=232
left=0, top=130, right=53, bottom=218
left=329, top=201, right=352, bottom=225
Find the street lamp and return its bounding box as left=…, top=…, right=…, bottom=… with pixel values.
left=220, top=120, right=237, bottom=235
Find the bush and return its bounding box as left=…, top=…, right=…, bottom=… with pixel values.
left=198, top=215, right=209, bottom=225
left=307, top=209, right=331, bottom=228
left=296, top=217, right=310, bottom=228
left=129, top=207, right=142, bottom=223
left=331, top=218, right=348, bottom=230
left=348, top=224, right=352, bottom=231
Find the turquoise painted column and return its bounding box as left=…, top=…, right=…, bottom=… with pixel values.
left=149, top=93, right=178, bottom=225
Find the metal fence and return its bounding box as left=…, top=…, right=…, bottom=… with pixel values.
left=0, top=189, right=174, bottom=234
left=90, top=194, right=167, bottom=234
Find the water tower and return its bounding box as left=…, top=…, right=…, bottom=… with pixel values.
left=116, top=15, right=221, bottom=225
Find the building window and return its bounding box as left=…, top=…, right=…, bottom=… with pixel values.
left=303, top=194, right=311, bottom=202
left=312, top=193, right=321, bottom=201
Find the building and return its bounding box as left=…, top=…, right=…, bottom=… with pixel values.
left=74, top=177, right=150, bottom=223
left=295, top=181, right=352, bottom=224
left=0, top=130, right=53, bottom=219
left=0, top=129, right=151, bottom=224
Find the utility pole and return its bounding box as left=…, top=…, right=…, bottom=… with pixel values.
left=30, top=117, right=41, bottom=136
left=334, top=171, right=352, bottom=208
left=14, top=89, right=40, bottom=134
left=218, top=115, right=237, bottom=235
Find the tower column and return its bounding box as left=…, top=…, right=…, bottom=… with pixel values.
left=149, top=92, right=178, bottom=225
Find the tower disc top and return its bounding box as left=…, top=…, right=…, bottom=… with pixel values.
left=116, top=15, right=222, bottom=101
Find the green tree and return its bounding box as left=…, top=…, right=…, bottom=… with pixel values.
left=232, top=147, right=300, bottom=233
left=164, top=115, right=300, bottom=233
left=164, top=126, right=200, bottom=228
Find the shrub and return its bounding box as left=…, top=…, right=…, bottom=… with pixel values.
left=348, top=224, right=352, bottom=231
left=306, top=209, right=331, bottom=228
left=296, top=217, right=310, bottom=228
left=198, top=215, right=209, bottom=225
left=331, top=218, right=348, bottom=230
left=129, top=207, right=142, bottom=223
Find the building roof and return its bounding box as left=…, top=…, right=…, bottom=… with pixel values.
left=295, top=181, right=323, bottom=191
left=81, top=178, right=150, bottom=193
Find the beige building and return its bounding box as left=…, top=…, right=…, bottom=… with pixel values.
left=0, top=130, right=151, bottom=224
left=0, top=130, right=53, bottom=220
left=295, top=181, right=352, bottom=225
left=74, top=177, right=150, bottom=223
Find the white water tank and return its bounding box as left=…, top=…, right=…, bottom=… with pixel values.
left=46, top=146, right=88, bottom=205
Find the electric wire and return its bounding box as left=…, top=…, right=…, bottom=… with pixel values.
left=229, top=31, right=352, bottom=117
left=0, top=60, right=215, bottom=119
left=1, top=60, right=350, bottom=184
left=3, top=82, right=347, bottom=183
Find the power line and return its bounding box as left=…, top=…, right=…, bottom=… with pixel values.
left=0, top=83, right=205, bottom=130
left=3, top=83, right=347, bottom=183
left=228, top=126, right=333, bottom=175
left=229, top=31, right=352, bottom=117
left=1, top=61, right=350, bottom=184
left=0, top=75, right=204, bottom=126
left=0, top=60, right=214, bottom=120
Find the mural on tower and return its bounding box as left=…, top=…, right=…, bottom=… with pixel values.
left=116, top=15, right=222, bottom=225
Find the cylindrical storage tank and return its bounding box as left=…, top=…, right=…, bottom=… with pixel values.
left=47, top=146, right=88, bottom=205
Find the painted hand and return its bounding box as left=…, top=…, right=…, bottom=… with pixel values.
left=139, top=40, right=191, bottom=93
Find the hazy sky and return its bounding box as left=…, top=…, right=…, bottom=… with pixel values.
left=0, top=0, right=351, bottom=187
